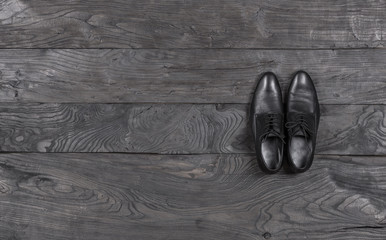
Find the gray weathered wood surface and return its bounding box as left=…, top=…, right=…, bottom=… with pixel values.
left=0, top=153, right=385, bottom=240
left=0, top=49, right=385, bottom=104
left=0, top=103, right=384, bottom=155
left=0, top=0, right=385, bottom=48
left=1, top=0, right=386, bottom=239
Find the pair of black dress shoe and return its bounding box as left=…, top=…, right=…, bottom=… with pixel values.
left=250, top=71, right=320, bottom=174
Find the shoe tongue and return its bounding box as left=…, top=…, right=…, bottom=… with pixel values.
left=267, top=124, right=281, bottom=137
left=266, top=133, right=278, bottom=138
left=292, top=127, right=307, bottom=137
left=286, top=113, right=312, bottom=137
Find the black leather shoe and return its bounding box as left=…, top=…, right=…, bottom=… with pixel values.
left=250, top=72, right=285, bottom=174
left=285, top=71, right=320, bottom=173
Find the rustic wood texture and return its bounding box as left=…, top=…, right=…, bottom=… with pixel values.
left=1, top=0, right=385, bottom=239
left=0, top=153, right=385, bottom=240
left=0, top=0, right=385, bottom=48
left=0, top=103, right=384, bottom=155
left=0, top=49, right=385, bottom=104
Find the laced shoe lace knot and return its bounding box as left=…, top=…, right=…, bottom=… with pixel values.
left=285, top=113, right=314, bottom=145
left=259, top=113, right=285, bottom=143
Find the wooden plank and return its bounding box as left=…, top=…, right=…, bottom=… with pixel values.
left=0, top=153, right=385, bottom=240
left=0, top=103, right=384, bottom=155
left=0, top=0, right=385, bottom=48
left=0, top=49, right=385, bottom=104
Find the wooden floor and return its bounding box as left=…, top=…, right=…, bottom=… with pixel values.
left=0, top=0, right=385, bottom=239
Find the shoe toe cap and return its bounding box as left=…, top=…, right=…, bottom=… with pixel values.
left=252, top=72, right=283, bottom=114
left=257, top=72, right=281, bottom=93
left=289, top=71, right=317, bottom=93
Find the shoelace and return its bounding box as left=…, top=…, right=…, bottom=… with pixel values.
left=259, top=114, right=285, bottom=143
left=285, top=114, right=314, bottom=144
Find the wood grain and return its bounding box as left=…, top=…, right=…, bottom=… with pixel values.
left=0, top=153, right=385, bottom=239
left=1, top=0, right=385, bottom=238
left=0, top=49, right=385, bottom=104
left=0, top=0, right=385, bottom=48
left=0, top=103, right=384, bottom=155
